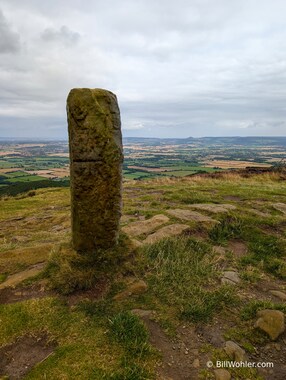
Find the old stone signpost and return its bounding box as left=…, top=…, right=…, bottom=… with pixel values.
left=67, top=88, right=123, bottom=252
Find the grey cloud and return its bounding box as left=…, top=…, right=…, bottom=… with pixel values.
left=0, top=115, right=67, bottom=139
left=41, top=25, right=80, bottom=46
left=0, top=0, right=286, bottom=138
left=0, top=9, right=20, bottom=54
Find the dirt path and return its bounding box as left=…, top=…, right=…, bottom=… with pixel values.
left=0, top=334, right=56, bottom=380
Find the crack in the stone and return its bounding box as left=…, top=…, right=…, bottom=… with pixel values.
left=72, top=159, right=103, bottom=163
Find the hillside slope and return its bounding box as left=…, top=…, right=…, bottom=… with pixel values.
left=0, top=172, right=285, bottom=380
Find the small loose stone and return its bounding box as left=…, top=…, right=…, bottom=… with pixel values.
left=269, top=290, right=286, bottom=301
left=255, top=309, right=285, bottom=340
left=222, top=271, right=240, bottom=285
left=192, top=358, right=200, bottom=368
left=214, top=369, right=231, bottom=380
left=224, top=340, right=247, bottom=361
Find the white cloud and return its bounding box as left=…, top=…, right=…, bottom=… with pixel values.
left=123, top=121, right=145, bottom=130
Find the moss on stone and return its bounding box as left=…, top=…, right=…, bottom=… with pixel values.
left=67, top=88, right=123, bottom=252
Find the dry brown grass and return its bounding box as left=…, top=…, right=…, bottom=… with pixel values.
left=127, top=165, right=174, bottom=172
left=203, top=160, right=271, bottom=169
left=15, top=144, right=47, bottom=148
left=47, top=153, right=69, bottom=157
left=26, top=168, right=69, bottom=178
left=0, top=168, right=23, bottom=174
left=0, top=151, right=19, bottom=156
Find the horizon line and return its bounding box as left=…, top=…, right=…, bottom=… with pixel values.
left=1, top=135, right=286, bottom=142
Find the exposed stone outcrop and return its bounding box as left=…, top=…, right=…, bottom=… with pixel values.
left=190, top=204, right=236, bottom=213
left=143, top=224, right=190, bottom=244
left=166, top=209, right=218, bottom=223
left=122, top=214, right=169, bottom=237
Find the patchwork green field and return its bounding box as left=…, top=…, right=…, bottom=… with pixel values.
left=0, top=142, right=70, bottom=196
left=1, top=137, right=285, bottom=196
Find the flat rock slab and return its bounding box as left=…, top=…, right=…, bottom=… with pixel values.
left=272, top=203, right=286, bottom=214
left=190, top=204, right=236, bottom=213
left=143, top=224, right=190, bottom=244
left=227, top=240, right=248, bottom=257
left=213, top=246, right=226, bottom=255
left=0, top=263, right=45, bottom=290
left=166, top=209, right=218, bottom=223
left=0, top=283, right=49, bottom=305
left=270, top=290, right=286, bottom=301
left=131, top=309, right=155, bottom=318
left=130, top=239, right=143, bottom=249
left=221, top=271, right=240, bottom=285
left=247, top=209, right=272, bottom=218
left=122, top=214, right=169, bottom=237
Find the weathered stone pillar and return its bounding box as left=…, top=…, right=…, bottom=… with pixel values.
left=67, top=88, right=123, bottom=252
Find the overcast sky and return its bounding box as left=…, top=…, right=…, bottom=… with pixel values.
left=0, top=0, right=286, bottom=139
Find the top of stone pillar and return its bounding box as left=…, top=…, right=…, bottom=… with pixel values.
left=67, top=88, right=122, bottom=163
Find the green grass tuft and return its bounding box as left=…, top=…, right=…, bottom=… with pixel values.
left=76, top=300, right=113, bottom=319
left=141, top=236, right=237, bottom=322
left=181, top=285, right=237, bottom=323
left=240, top=234, right=286, bottom=278
left=209, top=215, right=246, bottom=244
left=0, top=273, right=7, bottom=283
left=107, top=360, right=154, bottom=380
left=240, top=300, right=286, bottom=320
left=109, top=312, right=151, bottom=357
left=45, top=235, right=130, bottom=294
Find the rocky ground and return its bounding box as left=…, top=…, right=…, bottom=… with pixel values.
left=0, top=172, right=285, bottom=379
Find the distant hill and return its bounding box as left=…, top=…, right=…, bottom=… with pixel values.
left=124, top=136, right=286, bottom=147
